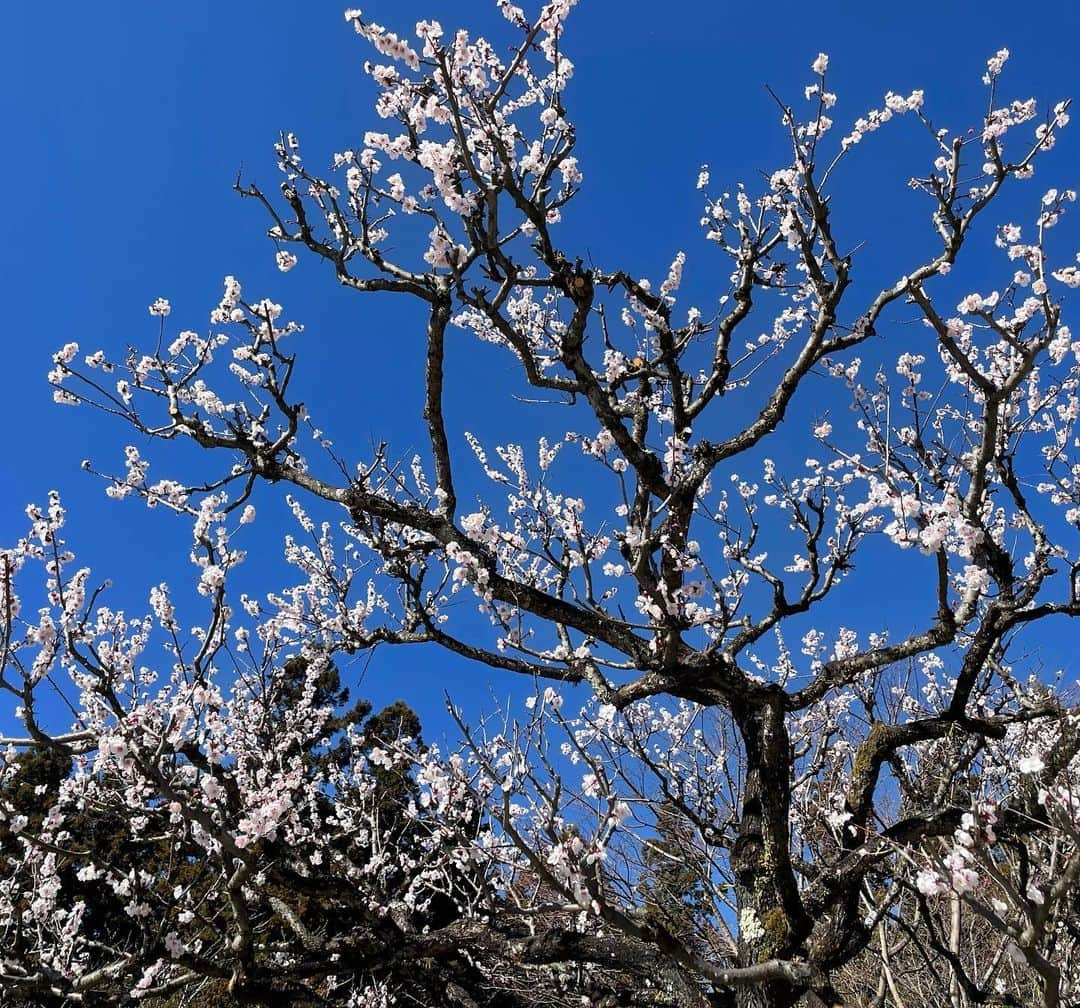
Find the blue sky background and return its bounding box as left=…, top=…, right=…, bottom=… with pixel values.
left=3, top=1, right=1079, bottom=740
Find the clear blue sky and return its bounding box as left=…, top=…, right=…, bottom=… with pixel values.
left=3, top=2, right=1079, bottom=737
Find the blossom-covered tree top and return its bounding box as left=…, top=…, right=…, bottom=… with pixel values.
left=3, top=5, right=1080, bottom=1007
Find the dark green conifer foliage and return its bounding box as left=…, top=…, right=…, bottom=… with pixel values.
left=640, top=800, right=714, bottom=951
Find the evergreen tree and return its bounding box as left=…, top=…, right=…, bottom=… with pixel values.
left=640, top=800, right=715, bottom=953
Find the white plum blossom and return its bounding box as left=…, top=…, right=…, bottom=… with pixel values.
left=7, top=8, right=1080, bottom=1008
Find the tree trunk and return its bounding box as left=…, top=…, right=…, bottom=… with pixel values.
left=729, top=694, right=810, bottom=1008
left=734, top=980, right=802, bottom=1008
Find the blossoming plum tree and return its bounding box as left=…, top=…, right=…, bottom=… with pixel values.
left=3, top=3, right=1080, bottom=1007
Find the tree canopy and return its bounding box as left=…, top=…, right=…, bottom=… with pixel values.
left=3, top=4, right=1080, bottom=1007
